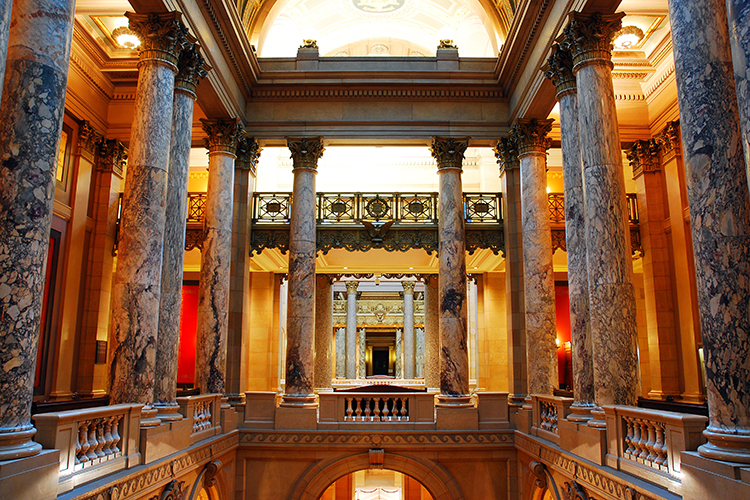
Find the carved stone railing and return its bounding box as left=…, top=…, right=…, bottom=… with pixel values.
left=32, top=404, right=143, bottom=494
left=531, top=395, right=573, bottom=445
left=603, top=405, right=708, bottom=489
left=177, top=393, right=223, bottom=443
left=318, top=391, right=436, bottom=430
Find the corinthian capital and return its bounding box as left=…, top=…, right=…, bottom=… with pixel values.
left=493, top=135, right=519, bottom=174
left=97, top=139, right=128, bottom=176
left=175, top=43, right=211, bottom=97
left=236, top=136, right=262, bottom=174
left=287, top=137, right=325, bottom=170
left=201, top=118, right=243, bottom=155
left=627, top=139, right=661, bottom=179
left=544, top=43, right=576, bottom=98
left=126, top=12, right=191, bottom=69
left=402, top=281, right=416, bottom=294
left=430, top=136, right=469, bottom=170
left=562, top=12, right=625, bottom=70
left=346, top=281, right=359, bottom=294
left=511, top=119, right=553, bottom=156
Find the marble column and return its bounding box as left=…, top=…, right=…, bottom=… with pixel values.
left=195, top=119, right=243, bottom=396
left=416, top=327, right=425, bottom=379
left=512, top=119, right=558, bottom=397
left=0, top=0, right=11, bottom=100
left=109, top=13, right=187, bottom=423
left=314, top=274, right=334, bottom=390
left=358, top=328, right=366, bottom=379
left=335, top=327, right=346, bottom=378
left=564, top=13, right=640, bottom=418
left=282, top=137, right=324, bottom=405
left=226, top=136, right=261, bottom=404
left=494, top=137, right=528, bottom=407
left=545, top=43, right=595, bottom=420
left=726, top=0, right=750, bottom=188
left=396, top=328, right=403, bottom=378
left=0, top=0, right=75, bottom=460
left=154, top=43, right=208, bottom=421
left=345, top=280, right=359, bottom=379
left=669, top=0, right=750, bottom=462
left=402, top=281, right=416, bottom=379
left=423, top=275, right=440, bottom=389
left=430, top=137, right=471, bottom=405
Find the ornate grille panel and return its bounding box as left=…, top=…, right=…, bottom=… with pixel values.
left=253, top=193, right=292, bottom=223
left=187, top=193, right=207, bottom=223
left=464, top=192, right=502, bottom=224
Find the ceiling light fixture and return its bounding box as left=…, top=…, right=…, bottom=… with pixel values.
left=112, top=26, right=141, bottom=49
left=613, top=25, right=644, bottom=50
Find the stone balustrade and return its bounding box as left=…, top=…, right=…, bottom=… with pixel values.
left=603, top=405, right=708, bottom=492
left=177, top=393, right=222, bottom=443
left=31, top=404, right=143, bottom=494
left=319, top=391, right=436, bottom=430
left=531, top=395, right=574, bottom=445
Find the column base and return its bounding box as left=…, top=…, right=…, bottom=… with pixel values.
left=698, top=429, right=750, bottom=464
left=280, top=394, right=318, bottom=407
left=0, top=448, right=59, bottom=500
left=154, top=402, right=183, bottom=422
left=221, top=396, right=231, bottom=410
left=275, top=405, right=318, bottom=430
left=140, top=406, right=162, bottom=428
left=436, top=405, right=478, bottom=430
left=435, top=395, right=473, bottom=407
left=587, top=406, right=607, bottom=429
left=226, top=392, right=246, bottom=406
left=567, top=403, right=594, bottom=422
left=0, top=427, right=42, bottom=461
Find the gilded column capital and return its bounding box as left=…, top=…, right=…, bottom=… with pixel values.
left=236, top=136, right=262, bottom=175
left=430, top=136, right=469, bottom=170
left=658, top=120, right=681, bottom=157
left=511, top=119, right=553, bottom=156
left=287, top=137, right=325, bottom=170
left=126, top=12, right=191, bottom=71
left=402, top=281, right=416, bottom=294
left=77, top=121, right=104, bottom=163
left=201, top=118, right=243, bottom=156
left=346, top=281, right=359, bottom=294
left=627, top=139, right=661, bottom=179
left=544, top=43, right=576, bottom=99
left=494, top=135, right=519, bottom=175
left=96, top=139, right=128, bottom=176
left=562, top=12, right=625, bottom=71
left=175, top=43, right=211, bottom=98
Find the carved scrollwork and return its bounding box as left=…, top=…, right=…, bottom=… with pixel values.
left=251, top=229, right=290, bottom=255
left=627, top=139, right=661, bottom=179
left=530, top=460, right=548, bottom=489
left=465, top=229, right=505, bottom=256
left=201, top=118, right=243, bottom=155
left=317, top=227, right=438, bottom=254
left=551, top=229, right=567, bottom=253
left=563, top=480, right=589, bottom=500
left=185, top=228, right=205, bottom=251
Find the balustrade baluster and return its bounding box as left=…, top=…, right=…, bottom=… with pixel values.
left=101, top=417, right=114, bottom=456
left=400, top=398, right=408, bottom=420
left=645, top=421, right=658, bottom=464
left=638, top=421, right=650, bottom=461
left=354, top=398, right=363, bottom=420
left=382, top=399, right=390, bottom=420
left=364, top=399, right=372, bottom=420
left=373, top=399, right=381, bottom=421
left=345, top=398, right=354, bottom=420
left=624, top=418, right=635, bottom=458
left=93, top=419, right=106, bottom=458
left=75, top=423, right=83, bottom=464
left=654, top=423, right=667, bottom=468
left=110, top=415, right=122, bottom=454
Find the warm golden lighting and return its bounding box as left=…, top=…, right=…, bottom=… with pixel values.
left=112, top=26, right=140, bottom=49
left=614, top=26, right=644, bottom=50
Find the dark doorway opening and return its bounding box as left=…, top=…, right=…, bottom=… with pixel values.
left=372, top=348, right=389, bottom=375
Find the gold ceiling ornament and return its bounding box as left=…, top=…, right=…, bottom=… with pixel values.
left=111, top=26, right=141, bottom=49
left=613, top=25, right=645, bottom=50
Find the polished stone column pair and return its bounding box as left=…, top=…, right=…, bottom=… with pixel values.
left=154, top=43, right=209, bottom=420
left=430, top=137, right=471, bottom=405
left=282, top=137, right=324, bottom=405
left=494, top=138, right=528, bottom=407
left=195, top=119, right=244, bottom=397
left=563, top=13, right=640, bottom=422
left=669, top=0, right=750, bottom=462
left=544, top=43, right=595, bottom=421
left=345, top=280, right=358, bottom=379
left=0, top=0, right=76, bottom=460
left=314, top=274, right=333, bottom=390
left=402, top=281, right=416, bottom=379
left=423, top=275, right=440, bottom=390
left=511, top=119, right=558, bottom=398
left=108, top=13, right=189, bottom=424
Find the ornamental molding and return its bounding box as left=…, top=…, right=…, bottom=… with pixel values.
left=250, top=88, right=503, bottom=100
left=318, top=227, right=439, bottom=255
left=69, top=47, right=114, bottom=100
left=97, top=138, right=128, bottom=176
left=516, top=433, right=657, bottom=500
left=644, top=63, right=676, bottom=100
left=239, top=430, right=514, bottom=447
left=501, top=0, right=554, bottom=94
left=545, top=43, right=576, bottom=98
left=78, top=121, right=104, bottom=161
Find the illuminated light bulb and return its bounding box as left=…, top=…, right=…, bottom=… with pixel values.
left=613, top=26, right=645, bottom=50
left=112, top=26, right=141, bottom=49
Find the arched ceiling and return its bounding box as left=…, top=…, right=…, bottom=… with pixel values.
left=236, top=0, right=515, bottom=58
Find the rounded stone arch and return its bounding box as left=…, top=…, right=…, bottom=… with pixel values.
left=289, top=451, right=463, bottom=500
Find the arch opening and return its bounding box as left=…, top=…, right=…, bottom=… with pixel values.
left=319, top=469, right=434, bottom=500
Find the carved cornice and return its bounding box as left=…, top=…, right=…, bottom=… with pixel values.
left=494, top=136, right=519, bottom=174
left=96, top=139, right=128, bottom=176
left=544, top=43, right=576, bottom=99
left=287, top=137, right=325, bottom=170
left=346, top=281, right=360, bottom=294
left=402, top=281, right=416, bottom=293
left=201, top=118, right=243, bottom=155
left=511, top=119, right=553, bottom=156
left=126, top=12, right=191, bottom=70
left=78, top=121, right=104, bottom=162
left=250, top=88, right=503, bottom=100
left=562, top=12, right=625, bottom=71
left=627, top=139, right=661, bottom=178
left=644, top=63, right=675, bottom=100
left=175, top=43, right=210, bottom=98
left=235, top=136, right=262, bottom=174
left=239, top=430, right=514, bottom=447
left=430, top=136, right=469, bottom=170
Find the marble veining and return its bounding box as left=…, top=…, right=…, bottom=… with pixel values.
left=669, top=0, right=750, bottom=460
left=727, top=0, right=750, bottom=192
left=335, top=327, right=346, bottom=378
left=431, top=137, right=470, bottom=401
left=396, top=328, right=403, bottom=378
left=416, top=327, right=425, bottom=379
left=423, top=276, right=440, bottom=389
left=402, top=281, right=416, bottom=379
left=345, top=280, right=358, bottom=379
left=0, top=0, right=75, bottom=458
left=358, top=328, right=366, bottom=379
left=314, top=275, right=333, bottom=389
